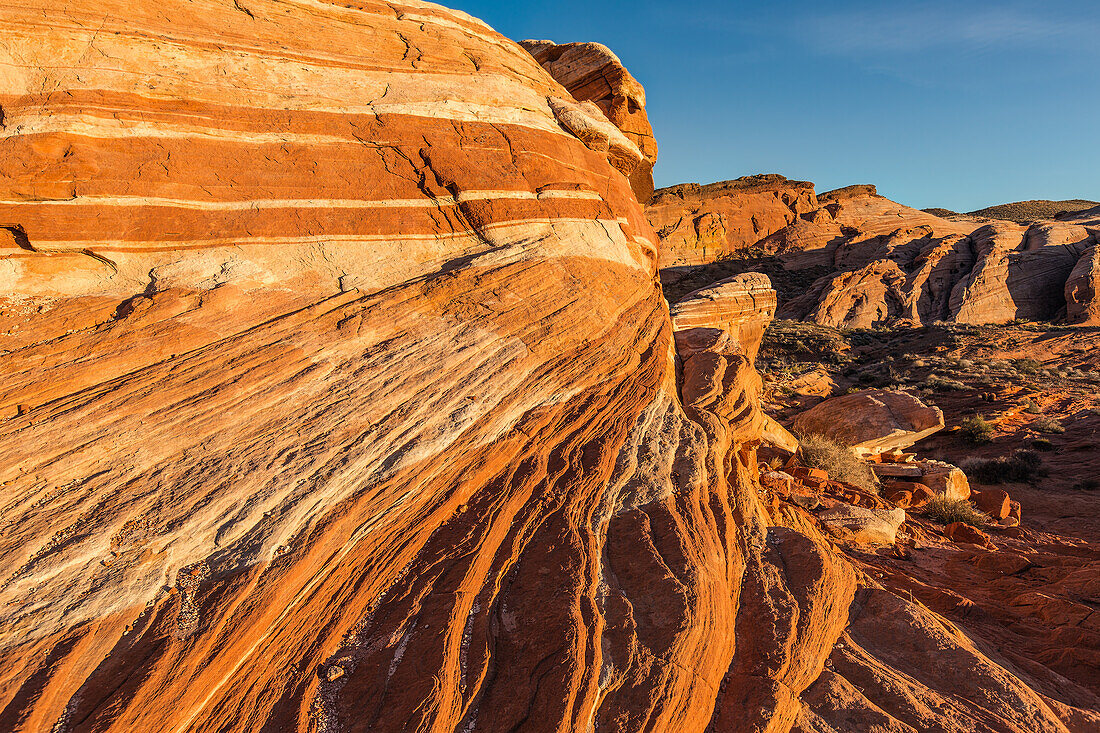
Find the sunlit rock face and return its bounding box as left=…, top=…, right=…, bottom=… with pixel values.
left=521, top=39, right=659, bottom=204
left=647, top=175, right=820, bottom=267
left=0, top=1, right=762, bottom=731
left=2, top=3, right=1099, bottom=733
left=651, top=181, right=1100, bottom=328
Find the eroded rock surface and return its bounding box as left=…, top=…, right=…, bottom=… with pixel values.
left=647, top=175, right=819, bottom=267
left=1, top=3, right=1097, bottom=733
left=1066, top=243, right=1100, bottom=324
left=522, top=39, right=658, bottom=203
left=792, top=390, right=945, bottom=456
left=651, top=180, right=1100, bottom=327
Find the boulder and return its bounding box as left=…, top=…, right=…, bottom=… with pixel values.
left=972, top=488, right=1011, bottom=520
left=945, top=522, right=994, bottom=548
left=884, top=489, right=913, bottom=508
left=818, top=505, right=907, bottom=545
left=873, top=464, right=925, bottom=479
left=793, top=390, right=945, bottom=456
left=919, top=462, right=972, bottom=502
left=761, top=470, right=796, bottom=493
left=791, top=466, right=830, bottom=490
left=884, top=480, right=935, bottom=509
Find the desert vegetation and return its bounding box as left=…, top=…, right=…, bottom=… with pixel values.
left=922, top=495, right=992, bottom=527
left=796, top=433, right=880, bottom=494
left=958, top=416, right=995, bottom=445
left=962, top=451, right=1047, bottom=485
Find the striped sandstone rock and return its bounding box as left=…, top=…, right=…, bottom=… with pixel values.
left=2, top=3, right=1098, bottom=733
left=0, top=2, right=784, bottom=731
left=521, top=39, right=658, bottom=203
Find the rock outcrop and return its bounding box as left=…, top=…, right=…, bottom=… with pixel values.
left=2, top=3, right=1097, bottom=733
left=1066, top=243, right=1100, bottom=324
left=792, top=390, right=945, bottom=456
left=521, top=40, right=658, bottom=203
left=670, top=272, right=777, bottom=362
left=647, top=175, right=819, bottom=267
left=650, top=180, right=1100, bottom=327
left=0, top=3, right=697, bottom=730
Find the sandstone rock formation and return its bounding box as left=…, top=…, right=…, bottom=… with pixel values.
left=1066, top=243, right=1100, bottom=324
left=521, top=40, right=658, bottom=203
left=0, top=2, right=689, bottom=730
left=918, top=461, right=973, bottom=502
left=670, top=272, right=777, bottom=362
left=647, top=175, right=819, bottom=266
left=792, top=390, right=945, bottom=456
left=2, top=2, right=1098, bottom=732
left=670, top=273, right=799, bottom=454
left=651, top=180, right=1100, bottom=327
left=817, top=504, right=906, bottom=545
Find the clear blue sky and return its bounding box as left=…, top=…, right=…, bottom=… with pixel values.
left=451, top=0, right=1099, bottom=211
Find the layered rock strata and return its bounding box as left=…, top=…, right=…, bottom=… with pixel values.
left=521, top=40, right=658, bottom=203
left=650, top=180, right=1100, bottom=327
left=647, top=175, right=819, bottom=267
left=792, top=389, right=945, bottom=456
left=1, top=3, right=1097, bottom=733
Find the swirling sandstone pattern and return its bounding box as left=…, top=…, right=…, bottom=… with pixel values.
left=0, top=2, right=792, bottom=731
left=2, top=3, right=1098, bottom=733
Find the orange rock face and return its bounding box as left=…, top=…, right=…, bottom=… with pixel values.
left=651, top=180, right=1100, bottom=327
left=792, top=389, right=945, bottom=456
left=670, top=272, right=777, bottom=362
left=1066, top=241, right=1100, bottom=324
left=647, top=175, right=819, bottom=267
left=2, top=3, right=1098, bottom=733
left=521, top=40, right=658, bottom=203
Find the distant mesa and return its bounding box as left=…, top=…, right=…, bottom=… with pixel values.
left=967, top=199, right=1100, bottom=224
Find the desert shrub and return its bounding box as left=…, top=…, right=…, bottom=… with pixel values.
left=922, top=495, right=990, bottom=527
left=963, top=450, right=1046, bottom=484
left=1023, top=399, right=1042, bottom=414
left=1072, top=479, right=1100, bottom=491
left=1013, top=358, right=1042, bottom=374
left=1033, top=416, right=1065, bottom=434
left=765, top=321, right=849, bottom=363
left=926, top=374, right=967, bottom=391
left=1031, top=438, right=1055, bottom=451
left=797, top=433, right=879, bottom=494
left=958, top=415, right=994, bottom=445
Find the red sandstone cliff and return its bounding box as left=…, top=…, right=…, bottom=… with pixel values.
left=650, top=179, right=1100, bottom=327
left=0, top=2, right=1097, bottom=732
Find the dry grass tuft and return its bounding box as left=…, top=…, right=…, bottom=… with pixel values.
left=797, top=433, right=879, bottom=494
left=923, top=495, right=990, bottom=527
left=962, top=451, right=1047, bottom=485
left=958, top=415, right=994, bottom=445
